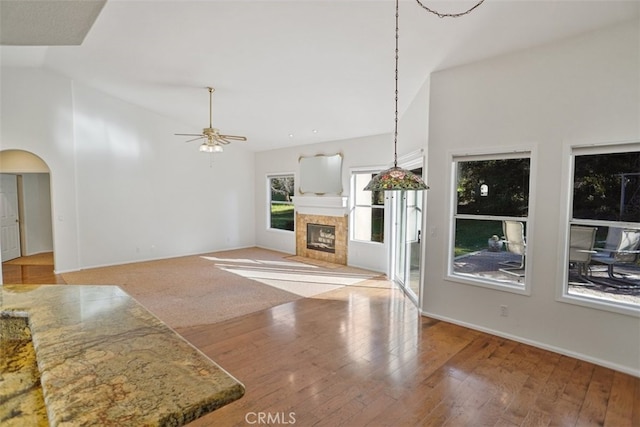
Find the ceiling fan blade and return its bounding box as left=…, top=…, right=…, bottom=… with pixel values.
left=184, top=136, right=206, bottom=143
left=175, top=87, right=247, bottom=148
left=218, top=134, right=247, bottom=141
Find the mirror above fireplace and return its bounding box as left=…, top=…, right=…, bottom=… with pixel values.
left=298, top=153, right=343, bottom=195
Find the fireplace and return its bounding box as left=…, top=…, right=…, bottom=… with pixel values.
left=307, top=224, right=336, bottom=254
left=293, top=196, right=348, bottom=265
left=295, top=214, right=347, bottom=265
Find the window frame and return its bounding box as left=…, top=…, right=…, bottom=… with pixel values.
left=557, top=140, right=640, bottom=317
left=350, top=168, right=386, bottom=244
left=266, top=173, right=295, bottom=233
left=446, top=148, right=536, bottom=295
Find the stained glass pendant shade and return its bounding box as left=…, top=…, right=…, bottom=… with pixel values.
left=364, top=166, right=427, bottom=191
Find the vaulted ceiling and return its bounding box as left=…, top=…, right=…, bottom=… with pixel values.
left=2, top=0, right=638, bottom=151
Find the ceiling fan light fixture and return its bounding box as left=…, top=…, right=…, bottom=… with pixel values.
left=199, top=141, right=224, bottom=153
left=199, top=143, right=223, bottom=153
left=175, top=86, right=246, bottom=153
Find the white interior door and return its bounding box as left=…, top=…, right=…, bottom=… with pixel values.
left=1, top=174, right=21, bottom=261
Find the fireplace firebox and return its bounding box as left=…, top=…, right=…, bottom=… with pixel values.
left=306, top=224, right=336, bottom=254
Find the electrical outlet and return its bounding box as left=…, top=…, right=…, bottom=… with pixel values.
left=500, top=305, right=509, bottom=317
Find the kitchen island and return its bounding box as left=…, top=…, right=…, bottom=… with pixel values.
left=0, top=284, right=244, bottom=426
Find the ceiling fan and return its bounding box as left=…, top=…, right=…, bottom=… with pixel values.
left=175, top=87, right=247, bottom=153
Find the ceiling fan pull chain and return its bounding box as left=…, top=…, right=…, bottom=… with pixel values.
left=414, top=0, right=485, bottom=18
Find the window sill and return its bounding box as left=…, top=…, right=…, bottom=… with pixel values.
left=557, top=292, right=640, bottom=317
left=267, top=227, right=295, bottom=234
left=446, top=273, right=530, bottom=296
left=350, top=239, right=385, bottom=245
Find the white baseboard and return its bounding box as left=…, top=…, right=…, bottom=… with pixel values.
left=54, top=245, right=257, bottom=274
left=22, top=250, right=54, bottom=257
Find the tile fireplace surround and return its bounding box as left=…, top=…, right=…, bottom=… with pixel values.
left=292, top=196, right=348, bottom=265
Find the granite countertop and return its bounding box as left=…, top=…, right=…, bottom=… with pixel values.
left=0, top=284, right=245, bottom=426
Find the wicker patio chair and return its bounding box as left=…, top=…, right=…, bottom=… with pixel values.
left=499, top=220, right=526, bottom=276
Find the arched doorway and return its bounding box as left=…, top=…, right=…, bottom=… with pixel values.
left=0, top=150, right=54, bottom=282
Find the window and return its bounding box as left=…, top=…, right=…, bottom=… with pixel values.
left=351, top=172, right=385, bottom=243
left=565, top=145, right=640, bottom=313
left=449, top=153, right=532, bottom=291
left=268, top=174, right=294, bottom=231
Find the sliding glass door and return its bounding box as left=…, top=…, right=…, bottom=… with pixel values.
left=391, top=169, right=424, bottom=305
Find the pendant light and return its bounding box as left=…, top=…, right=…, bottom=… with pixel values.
left=364, top=0, right=484, bottom=191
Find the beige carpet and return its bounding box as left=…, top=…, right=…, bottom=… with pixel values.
left=284, top=255, right=343, bottom=269
left=61, top=247, right=380, bottom=329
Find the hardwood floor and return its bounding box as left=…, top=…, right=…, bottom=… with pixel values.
left=178, top=284, right=640, bottom=427
left=3, top=258, right=639, bottom=426
left=1, top=263, right=65, bottom=284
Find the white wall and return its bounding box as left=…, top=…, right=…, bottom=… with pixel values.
left=1, top=68, right=255, bottom=272
left=397, top=78, right=430, bottom=165
left=71, top=83, right=255, bottom=268
left=424, top=19, right=640, bottom=375
left=255, top=133, right=400, bottom=272
left=1, top=68, right=81, bottom=272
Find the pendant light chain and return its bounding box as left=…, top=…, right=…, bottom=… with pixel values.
left=414, top=0, right=485, bottom=19
left=393, top=0, right=485, bottom=168
left=364, top=0, right=484, bottom=191
left=393, top=0, right=400, bottom=168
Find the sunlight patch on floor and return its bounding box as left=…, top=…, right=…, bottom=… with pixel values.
left=200, top=256, right=318, bottom=269
left=217, top=266, right=376, bottom=298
